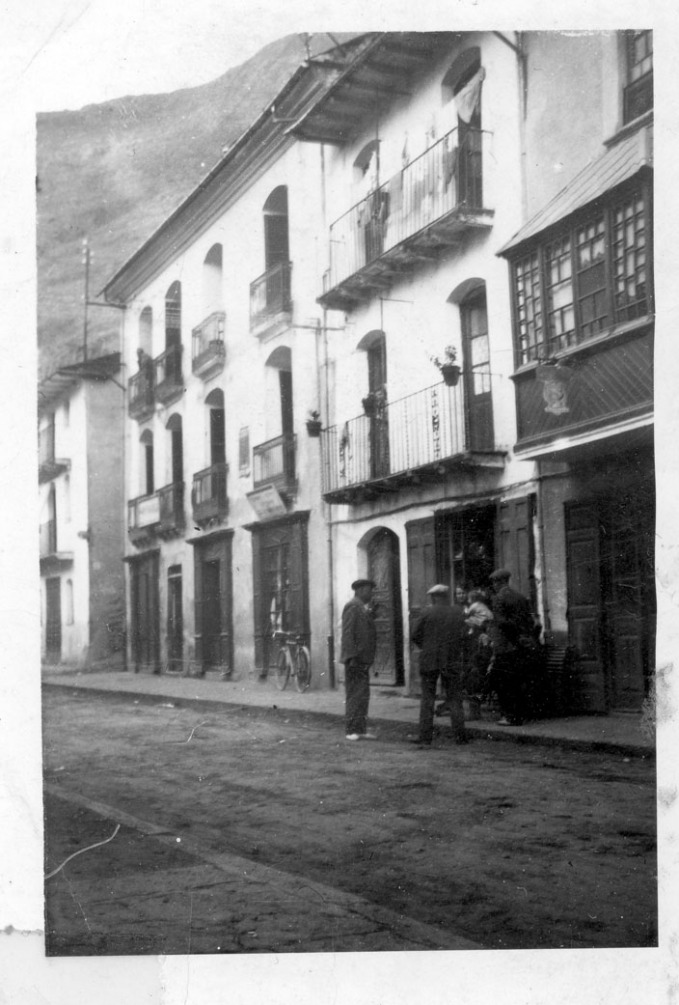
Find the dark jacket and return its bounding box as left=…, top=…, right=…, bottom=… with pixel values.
left=489, top=585, right=534, bottom=655
left=411, top=603, right=465, bottom=674
left=340, top=596, right=377, bottom=666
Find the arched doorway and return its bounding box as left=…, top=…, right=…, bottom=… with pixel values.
left=366, top=528, right=404, bottom=686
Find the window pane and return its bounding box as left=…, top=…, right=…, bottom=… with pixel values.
left=576, top=216, right=609, bottom=338
left=613, top=192, right=648, bottom=321
left=513, top=252, right=543, bottom=365
left=545, top=236, right=575, bottom=351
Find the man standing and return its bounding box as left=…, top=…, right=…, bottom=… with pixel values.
left=411, top=584, right=467, bottom=747
left=487, top=569, right=535, bottom=725
left=340, top=579, right=378, bottom=741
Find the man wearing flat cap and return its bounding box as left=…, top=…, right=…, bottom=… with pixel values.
left=488, top=569, right=536, bottom=725
left=410, top=584, right=467, bottom=747
left=340, top=578, right=378, bottom=740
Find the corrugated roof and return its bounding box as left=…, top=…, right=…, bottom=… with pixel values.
left=498, top=125, right=653, bottom=256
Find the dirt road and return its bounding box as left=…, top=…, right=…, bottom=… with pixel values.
left=43, top=688, right=656, bottom=953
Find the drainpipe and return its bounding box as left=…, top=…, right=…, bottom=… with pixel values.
left=320, top=140, right=337, bottom=688
left=535, top=461, right=551, bottom=633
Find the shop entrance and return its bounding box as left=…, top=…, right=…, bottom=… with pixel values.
left=367, top=528, right=404, bottom=686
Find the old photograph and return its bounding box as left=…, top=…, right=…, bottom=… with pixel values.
left=4, top=4, right=674, bottom=1003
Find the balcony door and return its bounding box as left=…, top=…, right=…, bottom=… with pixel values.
left=449, top=50, right=483, bottom=206
left=461, top=290, right=494, bottom=451
left=367, top=334, right=389, bottom=479
left=164, top=281, right=182, bottom=382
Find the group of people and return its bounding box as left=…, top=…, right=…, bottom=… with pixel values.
left=339, top=568, right=540, bottom=746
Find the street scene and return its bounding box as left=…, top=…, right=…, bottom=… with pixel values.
left=34, top=26, right=660, bottom=975
left=43, top=680, right=656, bottom=954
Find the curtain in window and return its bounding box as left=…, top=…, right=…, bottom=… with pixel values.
left=454, top=67, right=485, bottom=124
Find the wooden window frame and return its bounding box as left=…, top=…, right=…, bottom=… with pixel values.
left=623, top=30, right=653, bottom=125
left=510, top=180, right=652, bottom=368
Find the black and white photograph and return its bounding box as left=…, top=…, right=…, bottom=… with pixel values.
left=2, top=3, right=677, bottom=1003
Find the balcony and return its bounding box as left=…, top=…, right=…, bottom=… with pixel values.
left=39, top=519, right=73, bottom=569
left=192, top=311, right=226, bottom=380
left=253, top=433, right=297, bottom=496
left=128, top=364, right=155, bottom=421
left=38, top=426, right=69, bottom=483
left=192, top=462, right=228, bottom=527
left=158, top=482, right=185, bottom=538
left=249, top=261, right=292, bottom=336
left=319, top=127, right=494, bottom=312
left=128, top=490, right=160, bottom=546
left=512, top=322, right=654, bottom=459
left=320, top=381, right=504, bottom=504
left=154, top=344, right=184, bottom=406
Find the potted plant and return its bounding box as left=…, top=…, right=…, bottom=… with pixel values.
left=362, top=387, right=387, bottom=417
left=431, top=345, right=461, bottom=386
left=306, top=410, right=322, bottom=437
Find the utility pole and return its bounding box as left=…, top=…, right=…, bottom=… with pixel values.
left=82, top=237, right=90, bottom=362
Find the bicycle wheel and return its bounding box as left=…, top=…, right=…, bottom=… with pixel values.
left=275, top=648, right=290, bottom=690
left=294, top=647, right=311, bottom=693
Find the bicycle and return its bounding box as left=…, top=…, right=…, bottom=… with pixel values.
left=274, top=631, right=312, bottom=692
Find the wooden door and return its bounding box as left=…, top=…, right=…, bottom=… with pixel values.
left=601, top=495, right=653, bottom=709
left=405, top=517, right=437, bottom=694
left=461, top=292, right=494, bottom=451
left=167, top=566, right=183, bottom=672
left=497, top=495, right=536, bottom=608
left=202, top=560, right=222, bottom=668
left=565, top=503, right=606, bottom=712
left=45, top=577, right=61, bottom=664
left=131, top=554, right=160, bottom=672
left=253, top=520, right=309, bottom=672
left=368, top=529, right=404, bottom=686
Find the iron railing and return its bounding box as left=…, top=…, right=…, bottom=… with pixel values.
left=249, top=261, right=292, bottom=329
left=158, top=481, right=185, bottom=533
left=327, top=126, right=487, bottom=290
left=321, top=382, right=468, bottom=494
left=128, top=363, right=155, bottom=418
left=154, top=344, right=183, bottom=401
left=39, top=519, right=57, bottom=556
left=192, top=462, right=228, bottom=523
left=192, top=311, right=226, bottom=371
left=128, top=491, right=161, bottom=534
left=253, top=433, right=296, bottom=490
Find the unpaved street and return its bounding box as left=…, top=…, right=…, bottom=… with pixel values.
left=43, top=688, right=656, bottom=953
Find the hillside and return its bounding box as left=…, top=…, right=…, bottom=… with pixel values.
left=36, top=32, right=359, bottom=380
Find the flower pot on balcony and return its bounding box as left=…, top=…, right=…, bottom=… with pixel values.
left=306, top=419, right=322, bottom=438
left=441, top=363, right=461, bottom=387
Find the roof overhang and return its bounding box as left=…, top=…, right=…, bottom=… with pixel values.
left=498, top=123, right=653, bottom=258
left=38, top=352, right=120, bottom=413
left=289, top=32, right=461, bottom=145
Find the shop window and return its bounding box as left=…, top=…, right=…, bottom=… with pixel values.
left=623, top=30, right=653, bottom=124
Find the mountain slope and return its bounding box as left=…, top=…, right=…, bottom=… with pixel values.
left=36, top=32, right=359, bottom=379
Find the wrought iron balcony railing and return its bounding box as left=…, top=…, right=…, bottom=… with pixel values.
left=252, top=433, right=296, bottom=493
left=192, top=311, right=226, bottom=378
left=128, top=490, right=161, bottom=543
left=154, top=344, right=183, bottom=405
left=128, top=363, right=155, bottom=420
left=322, top=127, right=491, bottom=308
left=158, top=481, right=185, bottom=536
left=249, top=261, right=292, bottom=331
left=192, top=462, right=228, bottom=526
left=320, top=381, right=500, bottom=503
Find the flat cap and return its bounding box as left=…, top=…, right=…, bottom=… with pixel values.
left=427, top=583, right=450, bottom=595
left=352, top=578, right=376, bottom=591
left=489, top=568, right=511, bottom=581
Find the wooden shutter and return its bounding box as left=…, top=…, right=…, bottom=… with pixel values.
left=406, top=516, right=437, bottom=694
left=565, top=502, right=605, bottom=712
left=497, top=495, right=536, bottom=605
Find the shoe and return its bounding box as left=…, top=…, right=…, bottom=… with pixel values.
left=360, top=732, right=377, bottom=740
left=345, top=733, right=361, bottom=741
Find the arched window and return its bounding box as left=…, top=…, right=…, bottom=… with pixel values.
left=165, top=282, right=182, bottom=350
left=203, top=244, right=223, bottom=316
left=139, top=306, right=153, bottom=357
left=357, top=331, right=389, bottom=479
left=441, top=47, right=484, bottom=206
left=264, top=346, right=293, bottom=440
left=263, top=187, right=289, bottom=273
left=449, top=279, right=493, bottom=451
left=166, top=414, right=183, bottom=485
left=65, top=580, right=74, bottom=625
left=205, top=388, right=225, bottom=466
left=140, top=429, right=154, bottom=496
